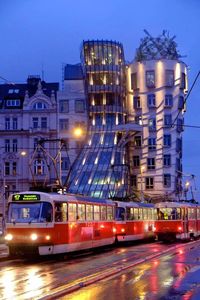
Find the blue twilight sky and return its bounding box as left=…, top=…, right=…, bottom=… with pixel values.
left=0, top=0, right=200, bottom=199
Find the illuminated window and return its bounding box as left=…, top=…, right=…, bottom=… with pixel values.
left=148, top=118, right=156, bottom=131
left=77, top=204, right=85, bottom=221
left=68, top=203, right=76, bottom=221
left=86, top=204, right=93, bottom=220
left=34, top=159, right=45, bottom=175
left=94, top=205, right=100, bottom=221
left=134, top=136, right=142, bottom=147
left=107, top=206, right=113, bottom=220
left=101, top=206, right=107, bottom=220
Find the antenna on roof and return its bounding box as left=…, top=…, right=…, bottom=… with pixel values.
left=41, top=63, right=44, bottom=81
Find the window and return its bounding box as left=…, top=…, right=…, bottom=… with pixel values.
left=68, top=203, right=76, bottom=221
left=5, top=117, right=10, bottom=130
left=164, top=134, right=171, bottom=147
left=86, top=204, right=93, bottom=220
left=177, top=119, right=184, bottom=132
left=164, top=114, right=172, bottom=127
left=106, top=113, right=116, bottom=126
left=59, top=119, right=69, bottom=131
left=77, top=204, right=85, bottom=221
left=12, top=117, right=18, bottom=130
left=4, top=162, right=17, bottom=176
left=131, top=73, right=138, bottom=90
left=95, top=113, right=103, bottom=126
left=149, top=118, right=156, bottom=131
left=107, top=206, right=113, bottom=220
left=8, top=89, right=19, bottom=94
left=165, top=94, right=173, bottom=107
left=148, top=137, right=156, bottom=150
left=33, top=102, right=47, bottom=110
left=5, top=139, right=10, bottom=152
left=101, top=206, right=107, bottom=220
left=41, top=117, right=47, bottom=129
left=34, top=159, right=45, bottom=175
left=146, top=177, right=154, bottom=189
left=147, top=158, right=155, bottom=170
left=133, top=96, right=141, bottom=109
left=146, top=71, right=155, bottom=88
left=130, top=175, right=137, bottom=188
left=164, top=174, right=171, bottom=187
left=180, top=73, right=186, bottom=89
left=133, top=156, right=140, bottom=167
left=75, top=99, right=85, bottom=113
left=94, top=205, right=100, bottom=221
left=33, top=138, right=39, bottom=150
left=135, top=115, right=142, bottom=125
left=12, top=139, right=18, bottom=152
left=33, top=117, right=39, bottom=129
left=6, top=99, right=20, bottom=107
left=147, top=94, right=156, bottom=107
left=163, top=155, right=171, bottom=167
left=178, top=96, right=184, bottom=110
left=59, top=100, right=69, bottom=113
left=165, top=70, right=174, bottom=87
left=134, top=136, right=142, bottom=147
left=176, top=138, right=182, bottom=153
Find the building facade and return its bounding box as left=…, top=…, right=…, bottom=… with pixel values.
left=127, top=32, right=188, bottom=201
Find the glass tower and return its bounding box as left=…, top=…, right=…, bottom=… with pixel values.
left=67, top=40, right=128, bottom=198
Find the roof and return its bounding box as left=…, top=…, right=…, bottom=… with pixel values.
left=64, top=64, right=83, bottom=80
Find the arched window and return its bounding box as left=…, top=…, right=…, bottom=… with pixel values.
left=33, top=102, right=47, bottom=110
left=34, top=159, right=45, bottom=175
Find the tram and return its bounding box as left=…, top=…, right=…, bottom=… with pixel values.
left=155, top=202, right=200, bottom=241
left=4, top=191, right=157, bottom=256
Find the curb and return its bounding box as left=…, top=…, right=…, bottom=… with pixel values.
left=38, top=240, right=199, bottom=300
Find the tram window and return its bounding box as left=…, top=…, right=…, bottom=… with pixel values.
left=116, top=207, right=125, bottom=220
left=101, top=206, right=107, bottom=220
left=55, top=202, right=68, bottom=222
left=198, top=208, right=200, bottom=219
left=94, top=205, right=100, bottom=221
left=134, top=208, right=139, bottom=220
left=86, top=204, right=93, bottom=221
left=148, top=209, right=152, bottom=220
left=143, top=209, right=148, bottom=220
left=107, top=206, right=113, bottom=220
left=68, top=203, right=77, bottom=221
left=153, top=209, right=157, bottom=220
left=139, top=208, right=143, bottom=220
left=188, top=208, right=195, bottom=220
left=129, top=208, right=134, bottom=220
left=41, top=202, right=53, bottom=222
left=77, top=204, right=85, bottom=221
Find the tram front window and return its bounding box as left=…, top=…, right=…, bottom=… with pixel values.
left=8, top=202, right=53, bottom=223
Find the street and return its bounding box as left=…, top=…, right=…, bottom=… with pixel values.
left=1, top=240, right=200, bottom=299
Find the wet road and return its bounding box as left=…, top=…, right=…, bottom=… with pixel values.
left=0, top=241, right=200, bottom=299
left=65, top=240, right=200, bottom=300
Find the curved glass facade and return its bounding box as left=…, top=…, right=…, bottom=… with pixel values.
left=68, top=40, right=128, bottom=198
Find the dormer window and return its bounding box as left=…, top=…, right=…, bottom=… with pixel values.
left=6, top=99, right=21, bottom=107
left=33, top=102, right=47, bottom=110
left=8, top=89, right=19, bottom=94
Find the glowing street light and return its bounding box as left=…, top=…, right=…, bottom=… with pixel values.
left=73, top=127, right=83, bottom=138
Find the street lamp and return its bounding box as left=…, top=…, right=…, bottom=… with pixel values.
left=73, top=127, right=83, bottom=138
left=185, top=181, right=190, bottom=201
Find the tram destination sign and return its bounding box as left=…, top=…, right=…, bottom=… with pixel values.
left=12, top=194, right=41, bottom=201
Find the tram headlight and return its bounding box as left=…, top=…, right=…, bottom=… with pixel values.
left=113, top=228, right=116, bottom=233
left=5, top=234, right=13, bottom=241
left=45, top=235, right=51, bottom=241
left=30, top=233, right=38, bottom=241
left=121, top=228, right=125, bottom=233
left=178, top=226, right=182, bottom=231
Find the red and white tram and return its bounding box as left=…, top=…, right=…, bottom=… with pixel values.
left=4, top=191, right=157, bottom=256
left=114, top=202, right=156, bottom=242
left=155, top=202, right=200, bottom=241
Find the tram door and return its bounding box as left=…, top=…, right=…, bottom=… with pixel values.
left=182, top=207, right=189, bottom=237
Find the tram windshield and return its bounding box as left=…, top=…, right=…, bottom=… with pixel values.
left=157, top=207, right=181, bottom=220
left=7, top=202, right=53, bottom=223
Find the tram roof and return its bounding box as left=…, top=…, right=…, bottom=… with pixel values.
left=155, top=201, right=198, bottom=208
